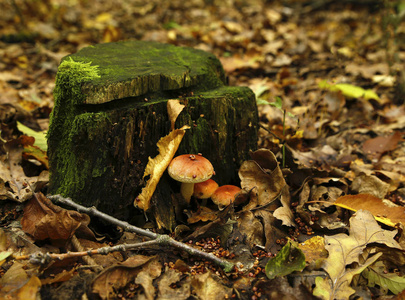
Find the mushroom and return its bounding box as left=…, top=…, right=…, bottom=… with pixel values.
left=193, top=179, right=219, bottom=206
left=211, top=185, right=241, bottom=210
left=193, top=179, right=219, bottom=200
left=168, top=154, right=214, bottom=203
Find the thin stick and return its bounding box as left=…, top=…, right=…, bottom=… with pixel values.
left=47, top=194, right=234, bottom=272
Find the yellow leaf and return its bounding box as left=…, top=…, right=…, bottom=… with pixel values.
left=167, top=99, right=185, bottom=131
left=334, top=194, right=405, bottom=228
left=134, top=125, right=190, bottom=211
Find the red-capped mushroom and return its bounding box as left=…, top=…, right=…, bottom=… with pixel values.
left=193, top=179, right=219, bottom=200
left=211, top=185, right=241, bottom=210
left=168, top=154, right=214, bottom=203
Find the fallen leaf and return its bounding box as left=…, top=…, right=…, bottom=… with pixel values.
left=91, top=255, right=159, bottom=300
left=17, top=121, right=47, bottom=152
left=239, top=149, right=286, bottom=208
left=265, top=240, right=306, bottom=279
left=21, top=193, right=92, bottom=240
left=0, top=262, right=41, bottom=300
left=351, top=173, right=390, bottom=199
left=314, top=254, right=382, bottom=300
left=134, top=125, right=190, bottom=211
left=157, top=269, right=191, bottom=300
left=298, top=236, right=328, bottom=268
left=187, top=206, right=218, bottom=224
left=273, top=186, right=295, bottom=227
left=135, top=258, right=162, bottom=300
left=334, top=194, right=405, bottom=227
left=167, top=99, right=185, bottom=131
left=22, top=145, right=49, bottom=169
left=313, top=210, right=401, bottom=299
left=362, top=131, right=402, bottom=160
left=191, top=271, right=232, bottom=300
left=363, top=261, right=405, bottom=295
left=255, top=276, right=319, bottom=300
left=40, top=268, right=76, bottom=285
left=319, top=80, right=380, bottom=101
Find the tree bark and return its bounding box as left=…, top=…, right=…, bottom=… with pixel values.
left=48, top=41, right=258, bottom=230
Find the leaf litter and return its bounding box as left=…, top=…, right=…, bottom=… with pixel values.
left=0, top=0, right=405, bottom=299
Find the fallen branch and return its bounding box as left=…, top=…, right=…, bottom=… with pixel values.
left=45, top=194, right=235, bottom=272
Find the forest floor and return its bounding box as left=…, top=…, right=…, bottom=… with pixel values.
left=0, top=0, right=404, bottom=299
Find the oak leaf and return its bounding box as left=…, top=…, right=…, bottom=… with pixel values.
left=313, top=210, right=401, bottom=300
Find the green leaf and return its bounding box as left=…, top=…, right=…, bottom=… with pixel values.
left=269, top=96, right=283, bottom=110
left=163, top=21, right=182, bottom=30
left=0, top=251, right=12, bottom=263
left=256, top=98, right=270, bottom=105
left=363, top=261, right=405, bottom=295
left=17, top=122, right=47, bottom=152
left=254, top=85, right=269, bottom=99
left=265, top=240, right=306, bottom=279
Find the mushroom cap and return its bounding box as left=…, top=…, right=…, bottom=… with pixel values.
left=168, top=154, right=214, bottom=183
left=211, top=185, right=241, bottom=207
left=193, top=179, right=219, bottom=199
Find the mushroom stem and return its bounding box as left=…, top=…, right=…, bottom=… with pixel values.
left=180, top=182, right=194, bottom=203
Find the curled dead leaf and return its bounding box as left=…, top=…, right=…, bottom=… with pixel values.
left=134, top=125, right=190, bottom=211
left=238, top=149, right=286, bottom=208
left=167, top=99, right=185, bottom=131
left=21, top=193, right=92, bottom=241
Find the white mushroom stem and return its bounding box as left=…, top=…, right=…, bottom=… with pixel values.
left=180, top=182, right=195, bottom=203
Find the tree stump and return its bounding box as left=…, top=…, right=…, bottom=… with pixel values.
left=48, top=41, right=258, bottom=229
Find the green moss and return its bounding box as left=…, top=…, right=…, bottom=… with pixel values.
left=67, top=41, right=225, bottom=104
left=53, top=57, right=100, bottom=105
left=48, top=57, right=108, bottom=200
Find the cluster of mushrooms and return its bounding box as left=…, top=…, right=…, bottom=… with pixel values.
left=167, top=154, right=241, bottom=210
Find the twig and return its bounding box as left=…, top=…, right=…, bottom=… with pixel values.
left=70, top=234, right=101, bottom=270
left=14, top=239, right=164, bottom=262
left=47, top=194, right=235, bottom=272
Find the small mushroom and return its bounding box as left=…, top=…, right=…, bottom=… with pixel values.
left=193, top=179, right=219, bottom=200
left=168, top=154, right=214, bottom=203
left=211, top=185, right=241, bottom=210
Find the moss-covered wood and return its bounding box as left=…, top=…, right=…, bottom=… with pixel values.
left=48, top=41, right=258, bottom=229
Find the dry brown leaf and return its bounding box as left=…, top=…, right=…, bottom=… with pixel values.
left=335, top=194, right=405, bottom=228
left=167, top=99, right=185, bottom=131
left=273, top=185, right=295, bottom=227
left=0, top=136, right=48, bottom=202
left=187, top=206, right=218, bottom=224
left=237, top=211, right=265, bottom=248
left=351, top=173, right=390, bottom=199
left=314, top=210, right=400, bottom=299
left=21, top=193, right=92, bottom=240
left=135, top=258, right=162, bottom=300
left=157, top=269, right=191, bottom=300
left=191, top=271, right=232, bottom=300
left=40, top=268, right=76, bottom=285
left=91, top=255, right=159, bottom=300
left=134, top=125, right=190, bottom=211
left=0, top=262, right=41, bottom=300
left=362, top=131, right=402, bottom=160
left=239, top=149, right=286, bottom=208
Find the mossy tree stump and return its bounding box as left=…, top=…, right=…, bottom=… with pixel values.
left=48, top=41, right=258, bottom=229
